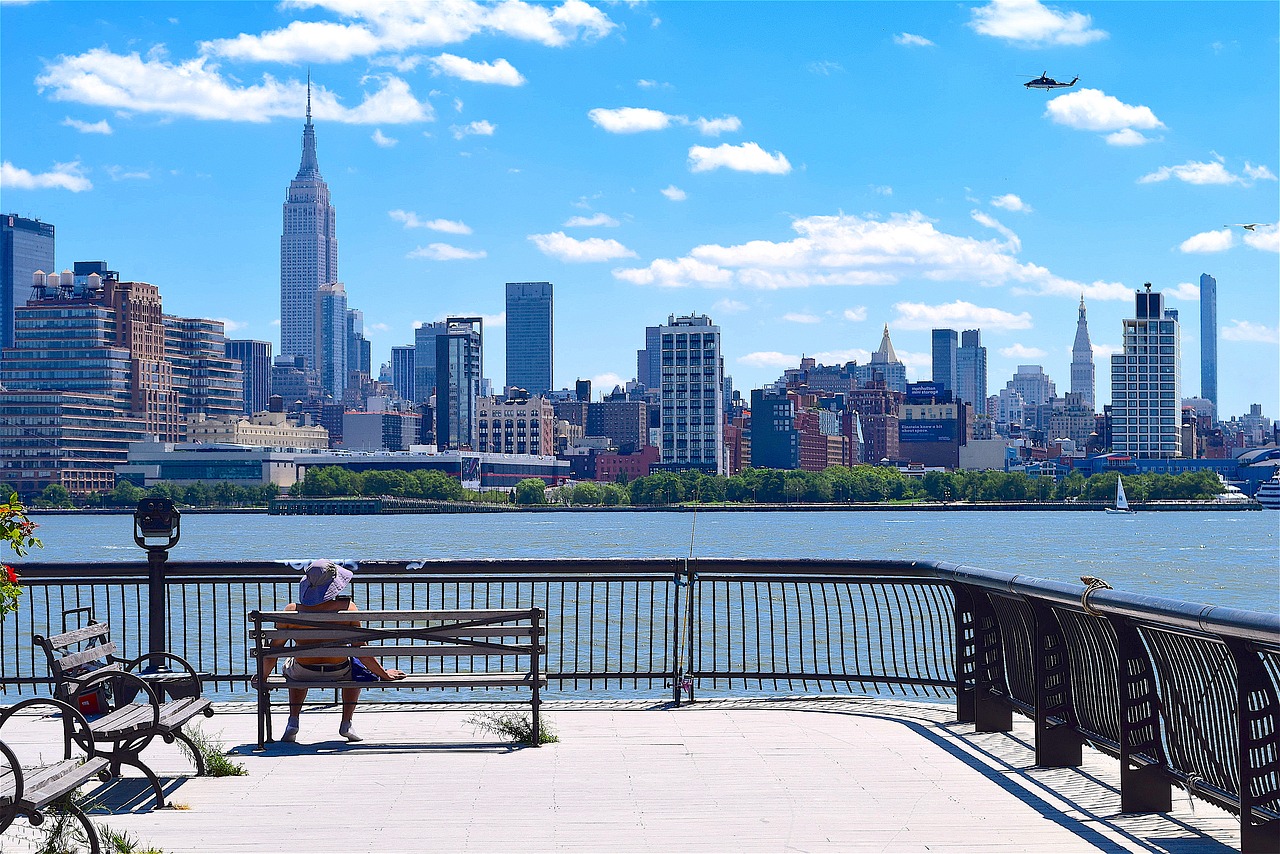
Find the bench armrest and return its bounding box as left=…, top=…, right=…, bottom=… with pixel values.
left=119, top=652, right=205, bottom=700
left=0, top=738, right=23, bottom=832
left=0, top=697, right=97, bottom=761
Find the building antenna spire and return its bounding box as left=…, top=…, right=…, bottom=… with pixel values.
left=306, top=68, right=312, bottom=124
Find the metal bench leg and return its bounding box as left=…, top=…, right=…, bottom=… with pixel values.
left=171, top=729, right=208, bottom=776
left=65, top=801, right=103, bottom=854
left=116, top=754, right=167, bottom=809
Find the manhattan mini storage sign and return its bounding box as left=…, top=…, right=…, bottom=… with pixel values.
left=899, top=420, right=956, bottom=443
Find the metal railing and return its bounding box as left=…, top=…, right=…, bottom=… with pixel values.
left=1, top=557, right=1276, bottom=851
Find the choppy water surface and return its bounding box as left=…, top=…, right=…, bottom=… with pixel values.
left=26, top=510, right=1280, bottom=611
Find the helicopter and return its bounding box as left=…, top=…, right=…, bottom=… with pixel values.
left=1023, top=72, right=1079, bottom=90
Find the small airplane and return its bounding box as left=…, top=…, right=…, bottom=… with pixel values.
left=1023, top=72, right=1078, bottom=90
left=1224, top=223, right=1264, bottom=231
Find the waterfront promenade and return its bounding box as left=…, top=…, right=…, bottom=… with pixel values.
left=1, top=699, right=1239, bottom=853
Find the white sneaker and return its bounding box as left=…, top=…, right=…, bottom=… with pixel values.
left=339, top=724, right=363, bottom=742
left=281, top=723, right=300, bottom=743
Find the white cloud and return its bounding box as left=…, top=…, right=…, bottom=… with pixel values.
left=200, top=0, right=615, bottom=62
left=782, top=312, right=821, bottom=324
left=428, top=54, right=525, bottom=86
left=1221, top=320, right=1279, bottom=344
left=371, top=128, right=397, bottom=147
left=589, top=372, right=625, bottom=396
left=870, top=185, right=893, bottom=196
left=843, top=307, right=868, bottom=322
left=408, top=243, right=487, bottom=260
left=563, top=213, right=620, bottom=228
left=688, top=142, right=791, bottom=174
left=813, top=348, right=872, bottom=365
left=213, top=317, right=248, bottom=333
left=691, top=116, right=742, bottom=136
left=588, top=107, right=674, bottom=133
left=990, top=193, right=1032, bottom=213
left=1091, top=342, right=1120, bottom=359
left=389, top=210, right=473, bottom=234
left=37, top=50, right=431, bottom=124
left=969, top=0, right=1107, bottom=46
left=529, top=232, right=636, bottom=262
left=1106, top=128, right=1154, bottom=147
left=451, top=119, right=495, bottom=139
left=999, top=343, right=1048, bottom=359
left=894, top=33, right=935, bottom=47
left=105, top=165, right=150, bottom=181
left=0, top=160, right=92, bottom=192
left=588, top=107, right=740, bottom=136
left=1244, top=225, right=1279, bottom=253
left=614, top=210, right=1134, bottom=299
left=1165, top=282, right=1201, bottom=300
left=62, top=116, right=112, bottom=135
left=894, top=300, right=1033, bottom=331
left=712, top=298, right=749, bottom=314
left=1179, top=230, right=1234, bottom=254
left=806, top=60, right=843, bottom=76
left=1044, top=89, right=1163, bottom=136
left=1140, top=157, right=1277, bottom=186
left=661, top=185, right=687, bottom=201
left=738, top=351, right=799, bottom=369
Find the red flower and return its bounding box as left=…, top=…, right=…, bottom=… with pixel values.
left=3, top=565, right=16, bottom=584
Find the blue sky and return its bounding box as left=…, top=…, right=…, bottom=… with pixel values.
left=2, top=0, right=1277, bottom=419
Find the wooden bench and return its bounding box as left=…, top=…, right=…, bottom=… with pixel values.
left=1, top=698, right=110, bottom=854
left=249, top=608, right=546, bottom=750
left=32, top=610, right=215, bottom=808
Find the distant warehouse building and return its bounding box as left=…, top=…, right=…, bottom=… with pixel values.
left=117, top=442, right=304, bottom=489
left=296, top=449, right=569, bottom=491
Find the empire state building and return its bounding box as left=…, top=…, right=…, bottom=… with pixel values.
left=280, top=81, right=337, bottom=370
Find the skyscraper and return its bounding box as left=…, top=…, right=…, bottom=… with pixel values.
left=1200, top=273, right=1217, bottom=417
left=1111, top=283, right=1182, bottom=459
left=1, top=215, right=55, bottom=351
left=390, top=345, right=416, bottom=403
left=636, top=325, right=661, bottom=389
left=414, top=320, right=448, bottom=403
left=955, top=329, right=987, bottom=414
left=435, top=317, right=483, bottom=449
left=226, top=340, right=272, bottom=414
left=658, top=313, right=725, bottom=474
left=931, top=329, right=958, bottom=394
left=854, top=325, right=907, bottom=393
left=505, top=281, right=553, bottom=396
left=280, top=79, right=338, bottom=370
left=314, top=281, right=347, bottom=399
left=1070, top=296, right=1096, bottom=411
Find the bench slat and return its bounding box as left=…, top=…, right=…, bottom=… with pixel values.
left=254, top=626, right=539, bottom=642
left=257, top=644, right=539, bottom=659
left=264, top=672, right=545, bottom=690
left=5, top=757, right=109, bottom=809
left=252, top=609, right=541, bottom=622
left=50, top=642, right=117, bottom=674
left=44, top=622, right=111, bottom=650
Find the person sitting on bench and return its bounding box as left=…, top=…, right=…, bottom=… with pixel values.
left=277, top=560, right=405, bottom=743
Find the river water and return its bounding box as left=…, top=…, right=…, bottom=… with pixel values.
left=24, top=509, right=1280, bottom=612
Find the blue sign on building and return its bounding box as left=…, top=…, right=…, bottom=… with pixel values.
left=899, top=420, right=955, bottom=442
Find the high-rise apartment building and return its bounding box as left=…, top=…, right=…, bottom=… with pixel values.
left=1110, top=283, right=1182, bottom=459
left=505, top=281, right=553, bottom=396
left=390, top=345, right=416, bottom=403
left=931, top=329, right=958, bottom=394
left=314, top=281, right=346, bottom=399
left=225, top=340, right=272, bottom=414
left=1070, top=296, right=1096, bottom=411
left=164, top=317, right=243, bottom=430
left=1, top=215, right=55, bottom=351
left=414, top=320, right=448, bottom=403
left=955, top=329, right=987, bottom=414
left=749, top=388, right=798, bottom=469
left=1008, top=365, right=1057, bottom=408
left=1200, top=273, right=1217, bottom=417
left=477, top=394, right=555, bottom=455
left=657, top=313, right=724, bottom=474
left=435, top=317, right=483, bottom=449
left=280, top=82, right=338, bottom=370
left=853, top=326, right=907, bottom=393
left=346, top=308, right=371, bottom=379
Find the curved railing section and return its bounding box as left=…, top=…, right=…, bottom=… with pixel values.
left=1, top=557, right=1276, bottom=850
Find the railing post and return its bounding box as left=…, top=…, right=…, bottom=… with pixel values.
left=952, top=584, right=977, bottom=723
left=1030, top=601, right=1082, bottom=767
left=970, top=587, right=1012, bottom=733
left=1224, top=637, right=1280, bottom=854
left=1112, top=617, right=1172, bottom=813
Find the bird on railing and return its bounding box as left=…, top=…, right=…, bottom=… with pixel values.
left=1079, top=576, right=1113, bottom=616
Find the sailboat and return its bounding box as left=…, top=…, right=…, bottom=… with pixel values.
left=1105, top=477, right=1136, bottom=515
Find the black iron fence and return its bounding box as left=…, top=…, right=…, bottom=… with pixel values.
left=1, top=557, right=1276, bottom=850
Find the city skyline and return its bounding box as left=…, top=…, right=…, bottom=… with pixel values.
left=1, top=1, right=1276, bottom=417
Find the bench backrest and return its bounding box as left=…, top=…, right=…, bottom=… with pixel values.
left=31, top=618, right=121, bottom=708
left=248, top=608, right=546, bottom=662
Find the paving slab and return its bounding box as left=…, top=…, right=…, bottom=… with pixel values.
left=0, top=698, right=1239, bottom=853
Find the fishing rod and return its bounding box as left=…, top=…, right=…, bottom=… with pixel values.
left=671, top=479, right=699, bottom=706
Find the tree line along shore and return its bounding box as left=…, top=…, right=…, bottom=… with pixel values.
left=25, top=465, right=1241, bottom=511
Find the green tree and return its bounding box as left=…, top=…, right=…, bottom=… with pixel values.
left=411, top=470, right=464, bottom=501
left=572, top=482, right=602, bottom=505
left=36, top=483, right=73, bottom=508
left=514, top=478, right=547, bottom=505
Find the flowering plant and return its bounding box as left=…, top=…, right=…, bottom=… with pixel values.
left=0, top=493, right=41, bottom=619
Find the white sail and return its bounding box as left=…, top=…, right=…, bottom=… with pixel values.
left=1115, top=478, right=1129, bottom=511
